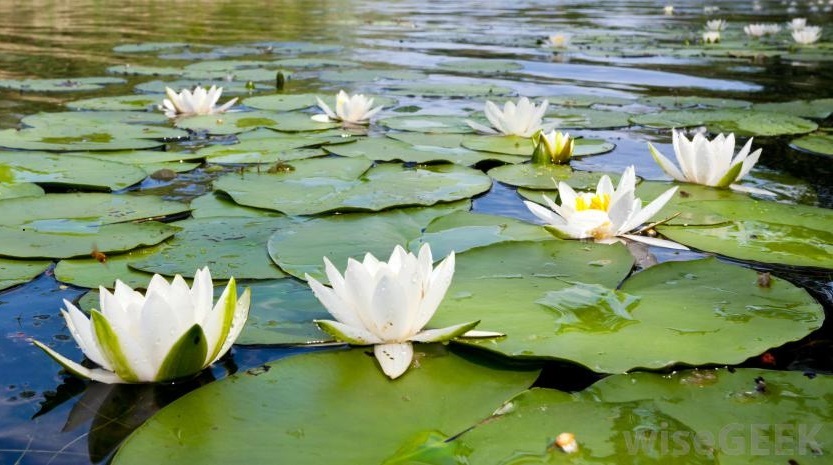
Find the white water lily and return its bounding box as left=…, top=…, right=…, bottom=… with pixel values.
left=466, top=97, right=549, bottom=138
left=648, top=130, right=761, bottom=189
left=792, top=26, right=822, bottom=44
left=663, top=5, right=674, bottom=15
left=311, top=90, right=383, bottom=125
left=531, top=129, right=574, bottom=165
left=705, top=19, right=727, bottom=31
left=788, top=18, right=807, bottom=31
left=543, top=33, right=571, bottom=48
left=161, top=85, right=237, bottom=118
left=702, top=31, right=721, bottom=43
left=523, top=166, right=686, bottom=250
left=744, top=23, right=780, bottom=37
left=33, top=268, right=250, bottom=384
left=306, top=244, right=479, bottom=379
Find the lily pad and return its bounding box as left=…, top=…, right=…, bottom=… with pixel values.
left=134, top=79, right=271, bottom=95
left=215, top=158, right=491, bottom=216
left=0, top=76, right=125, bottom=92
left=0, top=181, right=44, bottom=200
left=270, top=58, right=356, bottom=68
left=267, top=202, right=471, bottom=281
left=790, top=133, right=833, bottom=156
left=0, top=127, right=166, bottom=152
left=129, top=217, right=295, bottom=280
left=433, top=244, right=821, bottom=372
left=66, top=95, right=165, bottom=111
left=196, top=132, right=343, bottom=163
left=585, top=368, right=833, bottom=464
left=113, top=42, right=189, bottom=53
left=640, top=95, right=752, bottom=109
left=630, top=109, right=818, bottom=136
left=657, top=199, right=833, bottom=269
left=386, top=82, right=515, bottom=97
left=317, top=69, right=426, bottom=82
left=542, top=94, right=635, bottom=107
left=112, top=347, right=540, bottom=465
left=175, top=111, right=340, bottom=135
left=547, top=108, right=633, bottom=129
left=462, top=135, right=614, bottom=156
left=71, top=150, right=203, bottom=165
left=322, top=137, right=521, bottom=165
left=0, top=259, right=52, bottom=291
left=189, top=192, right=283, bottom=219
left=106, top=65, right=185, bottom=77
left=0, top=193, right=189, bottom=227
left=54, top=244, right=164, bottom=289
left=753, top=98, right=833, bottom=119
left=242, top=93, right=327, bottom=112
left=0, top=152, right=148, bottom=191
left=436, top=59, right=523, bottom=74
left=488, top=165, right=617, bottom=190
left=378, top=115, right=475, bottom=134
left=0, top=221, right=178, bottom=259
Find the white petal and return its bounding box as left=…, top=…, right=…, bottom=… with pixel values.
left=314, top=319, right=383, bottom=345
left=314, top=96, right=337, bottom=120
left=32, top=340, right=124, bottom=384
left=648, top=142, right=686, bottom=181
left=620, top=234, right=689, bottom=250
left=368, top=272, right=412, bottom=340
left=306, top=274, right=365, bottom=329
left=62, top=303, right=112, bottom=371
left=410, top=320, right=478, bottom=342
left=524, top=200, right=564, bottom=225
left=465, top=119, right=499, bottom=135
left=374, top=342, right=414, bottom=379
left=620, top=187, right=677, bottom=234
left=413, top=252, right=454, bottom=331
left=737, top=147, right=761, bottom=181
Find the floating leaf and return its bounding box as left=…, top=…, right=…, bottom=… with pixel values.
left=189, top=193, right=283, bottom=219
left=658, top=200, right=833, bottom=268
left=386, top=82, right=514, bottom=97
left=0, top=152, right=148, bottom=191
left=129, top=217, right=295, bottom=280
left=630, top=109, right=818, bottom=136
left=753, top=98, right=833, bottom=119
left=196, top=132, right=342, bottom=163
left=55, top=245, right=163, bottom=289
left=215, top=158, right=491, bottom=216
left=463, top=135, right=614, bottom=156
left=547, top=107, right=633, bottom=129
left=323, top=137, right=521, bottom=165
left=0, top=258, right=51, bottom=291
left=175, top=111, right=339, bottom=135
left=0, top=181, right=44, bottom=200
left=21, top=111, right=170, bottom=128
left=436, top=59, right=523, bottom=74
left=113, top=42, right=189, bottom=53
left=378, top=115, right=476, bottom=134
left=316, top=68, right=425, bottom=82
left=0, top=127, right=166, bottom=152
left=489, top=165, right=617, bottom=190
left=0, top=77, right=125, bottom=92
left=790, top=132, right=833, bottom=156
left=134, top=79, right=271, bottom=95
left=106, top=65, right=184, bottom=77
left=66, top=95, right=165, bottom=111
left=111, top=347, right=540, bottom=465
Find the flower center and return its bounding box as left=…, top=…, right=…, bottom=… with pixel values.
left=574, top=193, right=610, bottom=212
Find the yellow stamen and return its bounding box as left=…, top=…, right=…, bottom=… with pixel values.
left=575, top=193, right=610, bottom=212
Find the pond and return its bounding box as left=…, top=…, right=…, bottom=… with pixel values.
left=1, top=0, right=832, bottom=463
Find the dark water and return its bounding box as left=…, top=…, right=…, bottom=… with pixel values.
left=0, top=1, right=831, bottom=463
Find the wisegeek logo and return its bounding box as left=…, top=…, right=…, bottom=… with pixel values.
left=621, top=423, right=824, bottom=457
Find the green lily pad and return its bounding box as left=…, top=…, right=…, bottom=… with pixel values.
left=242, top=93, right=326, bottom=112
left=0, top=76, right=125, bottom=92
left=134, top=79, right=271, bottom=95
left=0, top=221, right=179, bottom=259
left=640, top=95, right=752, bottom=109
left=267, top=202, right=470, bottom=281
left=113, top=42, right=189, bottom=53
left=634, top=181, right=753, bottom=226
left=183, top=67, right=291, bottom=83
left=542, top=94, right=635, bottom=107
left=0, top=127, right=166, bottom=152
left=462, top=135, right=614, bottom=156
left=0, top=258, right=52, bottom=291
left=316, top=68, right=426, bottom=82
left=270, top=58, right=356, bottom=68
left=0, top=193, right=189, bottom=227
left=790, top=133, right=833, bottom=156
left=196, top=132, right=342, bottom=163
left=111, top=347, right=540, bottom=465
left=215, top=158, right=491, bottom=216
left=630, top=109, right=818, bottom=136
left=378, top=115, right=475, bottom=134
left=129, top=217, right=295, bottom=280
left=547, top=108, right=633, bottom=129
left=386, top=82, right=515, bottom=97
left=55, top=244, right=163, bottom=289
left=436, top=59, right=523, bottom=74
left=585, top=368, right=833, bottom=464
left=753, top=98, right=833, bottom=119
left=106, top=65, right=185, bottom=77
left=322, top=137, right=521, bottom=165
left=489, top=165, right=617, bottom=190
left=0, top=181, right=44, bottom=200
left=182, top=59, right=276, bottom=72
left=460, top=388, right=714, bottom=465
left=176, top=111, right=340, bottom=135
left=434, top=244, right=821, bottom=372
left=66, top=95, right=165, bottom=111
left=658, top=199, right=833, bottom=269
left=71, top=149, right=203, bottom=165
left=0, top=152, right=147, bottom=191
left=235, top=279, right=331, bottom=345
left=21, top=111, right=170, bottom=128
left=189, top=192, right=283, bottom=219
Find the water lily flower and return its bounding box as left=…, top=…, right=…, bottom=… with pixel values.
left=531, top=129, right=574, bottom=165
left=161, top=86, right=237, bottom=119
left=311, top=90, right=383, bottom=125
left=702, top=31, right=721, bottom=43
left=792, top=26, right=822, bottom=44
left=788, top=18, right=807, bottom=31
left=706, top=19, right=727, bottom=31
left=33, top=268, right=250, bottom=384
left=648, top=130, right=762, bottom=189
left=523, top=166, right=686, bottom=249
left=543, top=33, right=571, bottom=48
left=466, top=97, right=549, bottom=138
left=663, top=5, right=674, bottom=15
left=307, top=244, right=479, bottom=379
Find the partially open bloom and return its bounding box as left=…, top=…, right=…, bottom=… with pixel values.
left=648, top=130, right=762, bottom=189
left=744, top=23, right=780, bottom=37
left=531, top=129, right=574, bottom=165
left=307, top=244, right=479, bottom=379
left=466, top=97, right=549, bottom=138
left=311, top=90, right=383, bottom=125
left=543, top=34, right=571, bottom=48
left=788, top=18, right=807, bottom=31
left=523, top=166, right=685, bottom=249
left=161, top=86, right=237, bottom=118
left=705, top=19, right=727, bottom=31
left=792, top=26, right=822, bottom=44
left=555, top=433, right=579, bottom=454
left=702, top=31, right=721, bottom=43
left=663, top=5, right=674, bottom=15
left=33, top=268, right=250, bottom=384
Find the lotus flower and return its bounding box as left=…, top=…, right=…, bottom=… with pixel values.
left=705, top=19, right=727, bottom=31
left=531, top=129, right=574, bottom=165
left=161, top=86, right=237, bottom=118
left=702, top=31, right=721, bottom=43
left=792, top=26, right=822, bottom=44
left=648, top=130, right=761, bottom=189
left=33, top=268, right=250, bottom=384
left=523, top=166, right=686, bottom=249
left=466, top=97, right=549, bottom=138
left=306, top=244, right=479, bottom=379
left=311, top=90, right=383, bottom=125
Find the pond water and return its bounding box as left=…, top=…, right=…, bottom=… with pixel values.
left=1, top=0, right=832, bottom=464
